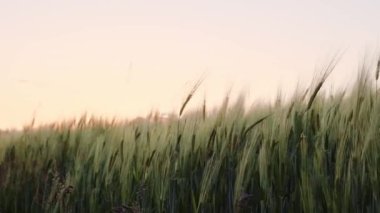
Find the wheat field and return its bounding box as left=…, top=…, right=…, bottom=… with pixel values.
left=0, top=61, right=380, bottom=212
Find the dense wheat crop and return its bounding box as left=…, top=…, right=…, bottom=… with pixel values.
left=1, top=62, right=380, bottom=212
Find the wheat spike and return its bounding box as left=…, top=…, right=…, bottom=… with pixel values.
left=179, top=78, right=204, bottom=117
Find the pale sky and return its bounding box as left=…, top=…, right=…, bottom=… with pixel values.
left=1, top=0, right=380, bottom=129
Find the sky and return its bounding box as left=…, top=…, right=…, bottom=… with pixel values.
left=1, top=0, right=380, bottom=129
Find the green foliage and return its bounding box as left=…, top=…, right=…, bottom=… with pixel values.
left=1, top=69, right=380, bottom=212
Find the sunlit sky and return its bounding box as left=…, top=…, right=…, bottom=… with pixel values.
left=1, top=0, right=380, bottom=129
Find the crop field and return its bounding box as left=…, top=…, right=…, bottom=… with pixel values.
left=1, top=63, right=380, bottom=212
